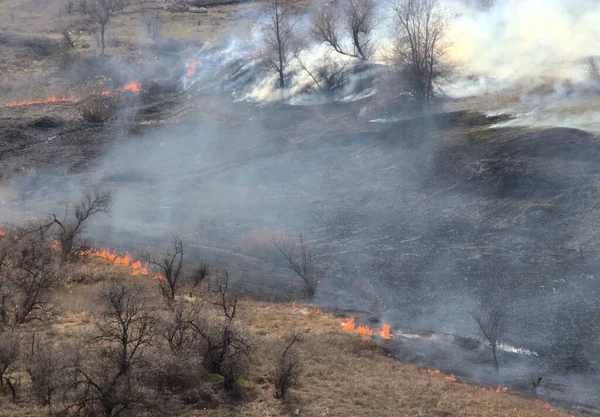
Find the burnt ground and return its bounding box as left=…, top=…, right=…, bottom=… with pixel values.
left=3, top=87, right=600, bottom=413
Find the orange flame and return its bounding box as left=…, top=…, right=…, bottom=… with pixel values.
left=80, top=248, right=165, bottom=279
left=186, top=59, right=199, bottom=77
left=50, top=240, right=61, bottom=251
left=445, top=374, right=456, bottom=382
left=341, top=316, right=393, bottom=340
left=0, top=225, right=4, bottom=236
left=123, top=81, right=142, bottom=93
left=495, top=385, right=501, bottom=393
left=4, top=96, right=75, bottom=108
left=291, top=302, right=297, bottom=309
left=378, top=323, right=393, bottom=340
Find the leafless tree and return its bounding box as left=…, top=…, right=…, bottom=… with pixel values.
left=144, top=236, right=185, bottom=306
left=0, top=228, right=59, bottom=324
left=210, top=268, right=238, bottom=320
left=315, top=57, right=347, bottom=91
left=195, top=316, right=253, bottom=391
left=274, top=331, right=303, bottom=399
left=79, top=0, right=129, bottom=55
left=470, top=305, right=505, bottom=373
left=388, top=0, right=452, bottom=110
left=311, top=0, right=377, bottom=61
left=261, top=0, right=301, bottom=89
left=163, top=300, right=202, bottom=354
left=71, top=282, right=158, bottom=416
left=191, top=261, right=210, bottom=288
left=26, top=339, right=74, bottom=416
left=45, top=189, right=112, bottom=261
left=587, top=57, right=600, bottom=84
left=0, top=330, right=21, bottom=400
left=58, top=8, right=84, bottom=49
left=273, top=233, right=321, bottom=298
left=139, top=0, right=161, bottom=42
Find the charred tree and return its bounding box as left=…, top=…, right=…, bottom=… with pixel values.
left=470, top=306, right=505, bottom=373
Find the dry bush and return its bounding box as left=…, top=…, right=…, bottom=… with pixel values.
left=26, top=338, right=75, bottom=415
left=81, top=95, right=116, bottom=122
left=273, top=332, right=303, bottom=399
left=69, top=281, right=162, bottom=416
left=144, top=236, right=186, bottom=305
left=0, top=330, right=21, bottom=400
left=0, top=226, right=60, bottom=325
left=273, top=233, right=321, bottom=298
left=44, top=188, right=112, bottom=261
left=311, top=0, right=376, bottom=61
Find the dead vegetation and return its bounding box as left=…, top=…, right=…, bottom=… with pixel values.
left=0, top=212, right=574, bottom=417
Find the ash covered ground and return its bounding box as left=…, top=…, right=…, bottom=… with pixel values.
left=3, top=78, right=600, bottom=412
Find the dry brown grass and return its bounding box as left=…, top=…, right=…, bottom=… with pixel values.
left=0, top=253, right=575, bottom=417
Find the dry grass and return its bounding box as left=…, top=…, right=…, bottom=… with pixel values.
left=0, top=257, right=572, bottom=416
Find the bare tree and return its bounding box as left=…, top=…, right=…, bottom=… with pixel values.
left=72, top=282, right=158, bottom=416
left=311, top=0, right=377, bottom=61
left=46, top=189, right=112, bottom=261
left=261, top=0, right=300, bottom=89
left=389, top=0, right=452, bottom=110
left=470, top=305, right=504, bottom=373
left=26, top=339, right=74, bottom=416
left=587, top=57, right=600, bottom=84
left=58, top=9, right=84, bottom=49
left=0, top=228, right=59, bottom=324
left=139, top=0, right=161, bottom=42
left=79, top=0, right=129, bottom=55
left=273, top=233, right=321, bottom=298
left=274, top=331, right=303, bottom=399
left=144, top=236, right=185, bottom=305
left=0, top=330, right=21, bottom=400
left=210, top=268, right=238, bottom=320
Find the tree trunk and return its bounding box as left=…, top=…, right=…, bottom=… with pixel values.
left=101, top=24, right=106, bottom=55
left=492, top=345, right=499, bottom=373
left=4, top=376, right=17, bottom=400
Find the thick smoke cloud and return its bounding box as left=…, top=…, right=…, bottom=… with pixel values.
left=448, top=0, right=600, bottom=81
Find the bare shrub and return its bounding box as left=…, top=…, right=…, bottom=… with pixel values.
left=273, top=233, right=321, bottom=298
left=81, top=95, right=116, bottom=122
left=79, top=0, right=129, bottom=55
left=0, top=330, right=21, bottom=400
left=196, top=315, right=253, bottom=391
left=387, top=0, right=453, bottom=110
left=141, top=7, right=162, bottom=42
left=274, top=332, right=303, bottom=399
left=315, top=57, right=347, bottom=91
left=311, top=0, right=377, bottom=61
left=163, top=300, right=203, bottom=354
left=26, top=338, right=74, bottom=415
left=71, top=282, right=159, bottom=416
left=470, top=305, right=505, bottom=373
left=44, top=188, right=112, bottom=261
left=144, top=236, right=185, bottom=305
left=587, top=57, right=600, bottom=84
left=0, top=227, right=60, bottom=325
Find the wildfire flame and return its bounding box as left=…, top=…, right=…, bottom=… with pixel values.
left=341, top=316, right=393, bottom=340
left=80, top=248, right=165, bottom=280
left=186, top=59, right=199, bottom=77
left=123, top=81, right=142, bottom=93
left=4, top=96, right=75, bottom=108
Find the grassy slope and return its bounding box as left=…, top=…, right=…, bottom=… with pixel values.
left=0, top=259, right=573, bottom=417
left=0, top=1, right=575, bottom=416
